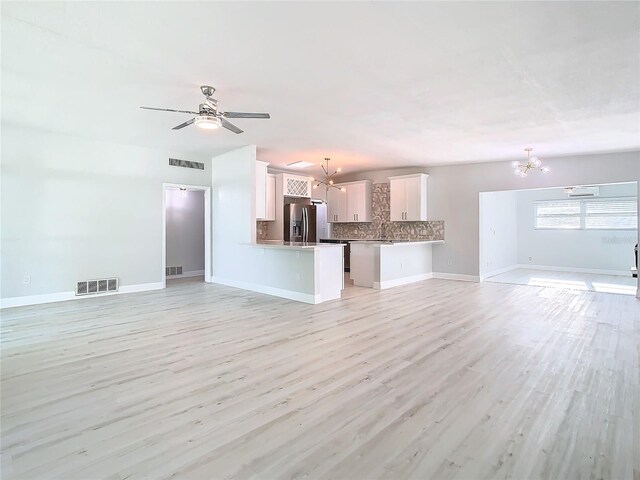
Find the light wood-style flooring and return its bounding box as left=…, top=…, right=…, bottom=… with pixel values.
left=1, top=278, right=639, bottom=479
left=486, top=268, right=637, bottom=296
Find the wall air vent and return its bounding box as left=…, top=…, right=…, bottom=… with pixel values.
left=76, top=278, right=119, bottom=296
left=166, top=266, right=184, bottom=277
left=169, top=158, right=204, bottom=170
left=565, top=186, right=600, bottom=198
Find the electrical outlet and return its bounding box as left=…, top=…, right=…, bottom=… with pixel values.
left=529, top=256, right=532, bottom=261
left=447, top=259, right=452, bottom=266
left=400, top=262, right=403, bottom=270
left=23, top=275, right=31, bottom=285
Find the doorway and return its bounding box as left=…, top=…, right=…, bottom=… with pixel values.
left=162, top=184, right=211, bottom=288
left=479, top=182, right=638, bottom=295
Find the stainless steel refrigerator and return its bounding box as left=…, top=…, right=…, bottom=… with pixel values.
left=284, top=204, right=316, bottom=243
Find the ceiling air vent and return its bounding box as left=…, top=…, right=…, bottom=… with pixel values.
left=169, top=158, right=204, bottom=170
left=76, top=278, right=119, bottom=296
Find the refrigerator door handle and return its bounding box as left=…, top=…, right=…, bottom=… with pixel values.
left=305, top=208, right=309, bottom=242
left=306, top=208, right=309, bottom=242
left=302, top=208, right=307, bottom=242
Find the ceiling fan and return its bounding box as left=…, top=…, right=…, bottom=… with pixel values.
left=140, top=85, right=270, bottom=134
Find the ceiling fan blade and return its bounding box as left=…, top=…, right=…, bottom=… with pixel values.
left=220, top=118, right=243, bottom=134
left=172, top=118, right=195, bottom=130
left=222, top=112, right=270, bottom=119
left=140, top=106, right=199, bottom=115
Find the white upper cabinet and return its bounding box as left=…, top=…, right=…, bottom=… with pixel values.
left=345, top=181, right=372, bottom=222
left=282, top=173, right=312, bottom=198
left=327, top=186, right=347, bottom=223
left=389, top=174, right=428, bottom=221
left=328, top=180, right=372, bottom=223
left=255, top=160, right=269, bottom=220
left=264, top=174, right=276, bottom=221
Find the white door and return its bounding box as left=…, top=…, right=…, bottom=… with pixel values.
left=389, top=178, right=406, bottom=221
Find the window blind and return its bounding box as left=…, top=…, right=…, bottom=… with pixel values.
left=534, top=197, right=637, bottom=230
left=534, top=200, right=581, bottom=229
left=584, top=197, right=637, bottom=229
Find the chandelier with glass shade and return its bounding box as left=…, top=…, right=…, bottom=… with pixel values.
left=512, top=148, right=550, bottom=177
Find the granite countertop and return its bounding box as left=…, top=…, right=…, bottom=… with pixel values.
left=350, top=239, right=445, bottom=246
left=320, top=237, right=443, bottom=243
left=250, top=241, right=346, bottom=250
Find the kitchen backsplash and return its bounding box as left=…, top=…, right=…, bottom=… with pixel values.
left=330, top=183, right=444, bottom=240
left=256, top=221, right=270, bottom=240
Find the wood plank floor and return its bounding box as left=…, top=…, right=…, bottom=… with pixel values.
left=486, top=268, right=637, bottom=296
left=1, top=278, right=639, bottom=479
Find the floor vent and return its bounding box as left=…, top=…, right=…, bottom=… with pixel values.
left=166, top=266, right=184, bottom=276
left=76, top=278, right=119, bottom=296
left=169, top=158, right=204, bottom=170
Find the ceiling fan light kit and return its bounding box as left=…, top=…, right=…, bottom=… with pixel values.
left=512, top=148, right=550, bottom=177
left=140, top=85, right=270, bottom=134
left=194, top=115, right=221, bottom=129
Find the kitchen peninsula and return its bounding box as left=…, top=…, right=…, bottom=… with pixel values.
left=245, top=240, right=345, bottom=304
left=350, top=240, right=443, bottom=289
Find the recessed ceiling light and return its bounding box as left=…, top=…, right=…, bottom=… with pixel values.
left=287, top=161, right=315, bottom=169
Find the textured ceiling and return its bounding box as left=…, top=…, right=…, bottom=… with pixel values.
left=2, top=1, right=639, bottom=172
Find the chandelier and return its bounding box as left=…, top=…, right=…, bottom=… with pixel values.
left=312, top=158, right=346, bottom=192
left=512, top=148, right=550, bottom=177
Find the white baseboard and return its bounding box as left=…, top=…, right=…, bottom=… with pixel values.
left=374, top=273, right=433, bottom=290
left=480, top=264, right=518, bottom=281
left=212, top=276, right=320, bottom=304
left=0, top=282, right=164, bottom=309
left=166, top=270, right=205, bottom=279
left=515, top=264, right=630, bottom=277
left=432, top=272, right=480, bottom=282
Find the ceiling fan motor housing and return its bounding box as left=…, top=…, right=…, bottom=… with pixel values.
left=201, top=85, right=215, bottom=97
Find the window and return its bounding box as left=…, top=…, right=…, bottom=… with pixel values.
left=535, top=197, right=637, bottom=230
left=534, top=200, right=581, bottom=229
left=584, top=198, right=637, bottom=229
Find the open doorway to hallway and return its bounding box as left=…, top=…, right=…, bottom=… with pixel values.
left=479, top=182, right=638, bottom=295
left=163, top=185, right=210, bottom=288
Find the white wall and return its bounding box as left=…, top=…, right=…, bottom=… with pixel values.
left=516, top=183, right=637, bottom=274
left=165, top=189, right=205, bottom=274
left=1, top=125, right=211, bottom=303
left=337, top=151, right=639, bottom=284
left=479, top=190, right=518, bottom=279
